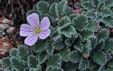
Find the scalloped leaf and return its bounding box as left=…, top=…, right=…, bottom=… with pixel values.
left=68, top=50, right=81, bottom=63
left=61, top=25, right=77, bottom=38
left=102, top=7, right=112, bottom=18
left=1, top=57, right=11, bottom=70
left=107, top=58, right=113, bottom=67
left=93, top=51, right=107, bottom=66
left=10, top=49, right=17, bottom=57
left=80, top=29, right=94, bottom=40
left=93, top=39, right=105, bottom=51
left=47, top=0, right=60, bottom=5
left=36, top=1, right=49, bottom=14
left=46, top=66, right=64, bottom=71
left=12, top=68, right=19, bottom=71
left=59, top=47, right=71, bottom=62
left=72, top=14, right=88, bottom=31
left=88, top=59, right=97, bottom=69
left=88, top=36, right=97, bottom=49
left=87, top=20, right=99, bottom=32
left=33, top=40, right=46, bottom=53
left=69, top=14, right=77, bottom=21
left=17, top=45, right=30, bottom=61
left=62, top=62, right=77, bottom=71
left=104, top=38, right=113, bottom=51
left=86, top=12, right=95, bottom=19
left=81, top=1, right=95, bottom=11
left=78, top=57, right=89, bottom=70
left=73, top=42, right=84, bottom=52
left=11, top=57, right=26, bottom=71
left=27, top=55, right=38, bottom=68
left=46, top=54, right=62, bottom=67
left=0, top=69, right=4, bottom=71
left=52, top=28, right=61, bottom=41
left=105, top=0, right=113, bottom=7
left=65, top=5, right=73, bottom=16
left=38, top=51, right=48, bottom=64
left=82, top=40, right=91, bottom=58
left=46, top=43, right=54, bottom=55
left=65, top=37, right=76, bottom=47
left=49, top=3, right=59, bottom=18
left=97, top=29, right=109, bottom=40
left=91, top=0, right=100, bottom=7
left=58, top=0, right=67, bottom=16
left=60, top=16, right=71, bottom=29
left=29, top=65, right=41, bottom=71
left=106, top=67, right=113, bottom=71
left=52, top=38, right=65, bottom=50
left=102, top=17, right=113, bottom=28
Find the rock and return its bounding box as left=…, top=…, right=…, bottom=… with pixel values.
left=6, top=27, right=15, bottom=34
left=0, top=24, right=9, bottom=30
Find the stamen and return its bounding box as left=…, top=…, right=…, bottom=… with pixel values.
left=33, top=26, right=35, bottom=28
left=41, top=29, right=43, bottom=31
left=39, top=25, right=40, bottom=27
left=32, top=33, right=34, bottom=35
left=37, top=33, right=39, bottom=36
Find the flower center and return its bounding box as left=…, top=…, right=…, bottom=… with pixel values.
left=36, top=28, right=41, bottom=34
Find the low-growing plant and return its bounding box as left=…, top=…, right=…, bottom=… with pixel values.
left=1, top=0, right=113, bottom=71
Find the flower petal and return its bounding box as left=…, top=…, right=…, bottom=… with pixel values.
left=27, top=13, right=39, bottom=29
left=25, top=34, right=38, bottom=46
left=20, top=24, right=35, bottom=36
left=39, top=29, right=51, bottom=39
left=40, top=17, right=50, bottom=30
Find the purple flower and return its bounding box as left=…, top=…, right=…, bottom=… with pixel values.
left=20, top=13, right=51, bottom=46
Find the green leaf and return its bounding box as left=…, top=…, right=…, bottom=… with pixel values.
left=52, top=38, right=65, bottom=50
left=36, top=1, right=49, bottom=14
left=65, top=5, right=73, bottom=16
left=60, top=16, right=71, bottom=29
left=61, top=25, right=77, bottom=38
left=80, top=29, right=94, bottom=40
left=93, top=51, right=107, bottom=66
left=73, top=42, right=84, bottom=52
left=93, top=39, right=105, bottom=51
left=11, top=57, right=26, bottom=71
left=107, top=58, right=113, bottom=67
left=29, top=65, right=41, bottom=71
left=17, top=45, right=30, bottom=61
left=12, top=68, right=19, bottom=71
left=86, top=12, right=95, bottom=19
left=82, top=40, right=92, bottom=56
left=38, top=51, right=48, bottom=64
left=1, top=57, right=11, bottom=70
left=68, top=50, right=81, bottom=63
left=46, top=54, right=62, bottom=67
left=91, top=0, right=100, bottom=7
left=0, top=69, right=4, bottom=71
left=106, top=67, right=113, bottom=71
left=88, top=59, right=97, bottom=69
left=59, top=47, right=71, bottom=62
left=87, top=20, right=99, bottom=32
left=78, top=57, right=89, bottom=70
left=27, top=55, right=38, bottom=68
left=104, top=38, right=113, bottom=51
left=72, top=14, right=88, bottom=31
left=10, top=49, right=17, bottom=57
left=46, top=43, right=54, bottom=55
left=46, top=66, right=64, bottom=71
left=88, top=36, right=97, bottom=49
left=69, top=14, right=77, bottom=21
left=49, top=3, right=59, bottom=18
left=52, top=28, right=61, bottom=41
left=65, top=37, right=76, bottom=47
left=105, top=0, right=113, bottom=7
left=102, top=17, right=113, bottom=28
left=102, top=7, right=112, bottom=18
left=81, top=1, right=95, bottom=11
left=58, top=0, right=67, bottom=16
left=47, top=0, right=60, bottom=5
left=62, top=62, right=78, bottom=71
left=33, top=40, right=46, bottom=53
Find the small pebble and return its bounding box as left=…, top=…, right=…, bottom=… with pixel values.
left=0, top=24, right=9, bottom=30
left=6, top=27, right=15, bottom=34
